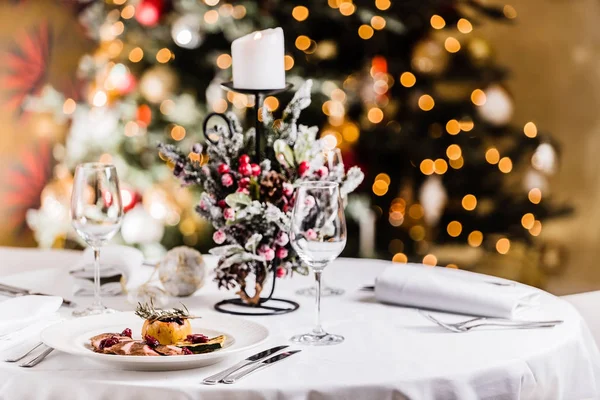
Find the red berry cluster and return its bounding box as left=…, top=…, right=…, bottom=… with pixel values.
left=182, top=347, right=193, bottom=355
left=144, top=334, right=160, bottom=348
left=99, top=336, right=120, bottom=350
left=217, top=154, right=261, bottom=193
left=121, top=328, right=132, bottom=338
left=186, top=334, right=209, bottom=344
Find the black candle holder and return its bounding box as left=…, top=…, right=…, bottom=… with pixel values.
left=203, top=81, right=299, bottom=316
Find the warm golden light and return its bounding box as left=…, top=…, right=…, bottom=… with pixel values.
left=284, top=55, right=294, bottom=71
left=447, top=221, right=462, bottom=237
left=342, top=123, right=360, bottom=143
left=503, top=5, right=518, bottom=19
left=409, top=225, right=426, bottom=241
left=124, top=121, right=140, bottom=137
left=232, top=5, right=246, bottom=18
left=368, top=107, right=384, bottom=123
left=62, top=98, right=76, bottom=115
left=446, top=119, right=460, bottom=135
left=373, top=180, right=389, bottom=196
left=524, top=121, right=537, bottom=138
left=358, top=25, right=374, bottom=40
left=156, top=48, right=172, bottom=63
left=430, top=15, right=445, bottom=30
left=444, top=37, right=461, bottom=53
left=400, top=72, right=416, bottom=87
left=459, top=118, right=474, bottom=131
left=171, top=125, right=186, bottom=141
left=529, top=188, right=542, bottom=204
left=292, top=6, right=309, bottom=21
left=93, top=91, right=107, bottom=107
left=498, top=157, right=513, bottom=173
left=392, top=253, right=408, bottom=263
left=468, top=231, right=483, bottom=247
left=339, top=2, right=356, bottom=15
left=521, top=213, right=535, bottom=229
left=485, top=148, right=500, bottom=164
left=204, top=0, right=219, bottom=5
left=375, top=173, right=391, bottom=185
left=420, top=159, right=435, bottom=175
left=212, top=98, right=228, bottom=113
left=434, top=159, right=448, bottom=174
left=121, top=5, right=135, bottom=19
left=204, top=10, right=219, bottom=24
left=462, top=194, right=477, bottom=211
left=496, top=238, right=510, bottom=254
left=446, top=144, right=462, bottom=160
left=216, top=54, right=232, bottom=69
left=450, top=157, right=464, bottom=169
left=408, top=204, right=424, bottom=219
left=129, top=47, right=144, bottom=63
left=423, top=254, right=438, bottom=266
left=328, top=0, right=341, bottom=8
left=471, top=89, right=486, bottom=106
left=446, top=264, right=459, bottom=269
left=457, top=18, right=472, bottom=34
left=295, top=35, right=311, bottom=51
left=371, top=16, right=386, bottom=30
left=264, top=96, right=279, bottom=111
left=375, top=0, right=391, bottom=11
left=418, top=94, right=435, bottom=111
left=529, top=220, right=542, bottom=236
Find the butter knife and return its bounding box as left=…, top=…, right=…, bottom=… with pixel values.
left=202, top=345, right=289, bottom=385
left=222, top=350, right=301, bottom=384
left=0, top=283, right=74, bottom=308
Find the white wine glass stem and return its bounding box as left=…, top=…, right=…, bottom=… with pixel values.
left=92, top=247, right=102, bottom=309
left=313, top=268, right=325, bottom=336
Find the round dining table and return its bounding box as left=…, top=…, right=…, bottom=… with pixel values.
left=0, top=247, right=598, bottom=400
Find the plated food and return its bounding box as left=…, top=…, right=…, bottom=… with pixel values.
left=89, top=303, right=225, bottom=356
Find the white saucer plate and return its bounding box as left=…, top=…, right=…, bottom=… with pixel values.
left=41, top=312, right=269, bottom=371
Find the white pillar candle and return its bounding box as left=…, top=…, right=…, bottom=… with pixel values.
left=231, top=27, right=285, bottom=90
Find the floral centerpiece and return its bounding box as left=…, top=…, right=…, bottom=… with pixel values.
left=158, top=81, right=363, bottom=305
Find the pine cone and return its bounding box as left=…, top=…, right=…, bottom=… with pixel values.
left=260, top=171, right=285, bottom=204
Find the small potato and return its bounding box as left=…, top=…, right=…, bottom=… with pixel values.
left=141, top=319, right=192, bottom=345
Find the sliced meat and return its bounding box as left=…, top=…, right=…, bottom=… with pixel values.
left=124, top=342, right=161, bottom=356
left=155, top=345, right=185, bottom=356
left=90, top=333, right=133, bottom=351
left=102, top=341, right=136, bottom=355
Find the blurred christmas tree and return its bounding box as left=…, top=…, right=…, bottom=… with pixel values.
left=22, top=0, right=569, bottom=283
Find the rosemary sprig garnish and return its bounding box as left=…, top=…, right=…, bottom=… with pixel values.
left=135, top=301, right=197, bottom=322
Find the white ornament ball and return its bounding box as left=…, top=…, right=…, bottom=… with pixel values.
left=121, top=205, right=165, bottom=244
left=477, top=85, right=514, bottom=126
left=523, top=169, right=549, bottom=194
left=531, top=143, right=557, bottom=175
left=159, top=246, right=206, bottom=297
left=171, top=14, right=204, bottom=49
left=419, top=175, right=448, bottom=227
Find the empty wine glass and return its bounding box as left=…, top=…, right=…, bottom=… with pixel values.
left=71, top=163, right=123, bottom=317
left=296, top=149, right=345, bottom=297
left=290, top=181, right=346, bottom=345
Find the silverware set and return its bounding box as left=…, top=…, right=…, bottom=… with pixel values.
left=4, top=342, right=54, bottom=367
left=203, top=345, right=300, bottom=385
left=420, top=311, right=563, bottom=333
left=0, top=283, right=74, bottom=308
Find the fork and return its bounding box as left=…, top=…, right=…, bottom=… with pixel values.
left=421, top=312, right=563, bottom=333
left=19, top=346, right=54, bottom=367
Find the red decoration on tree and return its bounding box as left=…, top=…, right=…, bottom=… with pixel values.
left=238, top=154, right=250, bottom=165
left=135, top=0, right=163, bottom=27
left=120, top=188, right=139, bottom=213
left=298, top=161, right=310, bottom=177
left=250, top=163, right=261, bottom=177
left=217, top=163, right=230, bottom=174
left=238, top=163, right=252, bottom=176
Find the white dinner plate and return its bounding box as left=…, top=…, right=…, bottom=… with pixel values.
left=41, top=312, right=269, bottom=371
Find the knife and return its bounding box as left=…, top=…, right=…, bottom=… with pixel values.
left=222, top=350, right=301, bottom=384
left=0, top=283, right=75, bottom=308
left=202, top=345, right=289, bottom=385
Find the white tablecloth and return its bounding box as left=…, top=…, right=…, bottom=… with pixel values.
left=0, top=247, right=599, bottom=400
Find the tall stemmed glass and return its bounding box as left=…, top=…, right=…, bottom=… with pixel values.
left=71, top=163, right=123, bottom=317
left=296, top=149, right=346, bottom=297
left=290, top=181, right=346, bottom=345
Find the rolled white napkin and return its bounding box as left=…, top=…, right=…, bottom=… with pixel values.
left=70, top=245, right=154, bottom=296
left=374, top=264, right=539, bottom=319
